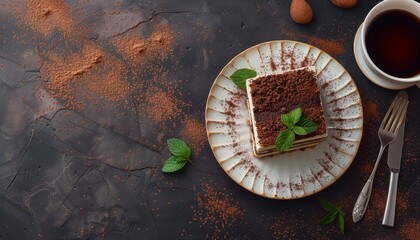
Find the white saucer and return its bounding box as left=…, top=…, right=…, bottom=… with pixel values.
left=354, top=24, right=419, bottom=90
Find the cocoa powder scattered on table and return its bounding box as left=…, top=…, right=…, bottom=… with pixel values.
left=358, top=98, right=380, bottom=178
left=141, top=85, right=184, bottom=123
left=279, top=26, right=347, bottom=56
left=112, top=25, right=174, bottom=65
left=12, top=0, right=182, bottom=122
left=397, top=191, right=409, bottom=212
left=399, top=221, right=420, bottom=240
left=360, top=160, right=374, bottom=176
left=269, top=214, right=300, bottom=239
left=364, top=188, right=387, bottom=223
left=193, top=182, right=245, bottom=238
left=307, top=37, right=345, bottom=56
left=111, top=24, right=188, bottom=127
left=181, top=117, right=207, bottom=155
left=363, top=99, right=380, bottom=123
left=41, top=43, right=132, bottom=109
left=14, top=0, right=75, bottom=38
left=37, top=20, right=185, bottom=130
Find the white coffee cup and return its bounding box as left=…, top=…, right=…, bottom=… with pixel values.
left=360, top=0, right=420, bottom=86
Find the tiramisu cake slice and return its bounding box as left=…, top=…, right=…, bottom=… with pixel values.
left=246, top=67, right=327, bottom=158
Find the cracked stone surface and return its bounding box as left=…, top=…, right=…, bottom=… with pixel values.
left=0, top=0, right=419, bottom=239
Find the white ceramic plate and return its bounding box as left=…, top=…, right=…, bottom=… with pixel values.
left=205, top=40, right=363, bottom=199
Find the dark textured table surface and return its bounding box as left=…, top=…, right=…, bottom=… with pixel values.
left=0, top=0, right=419, bottom=239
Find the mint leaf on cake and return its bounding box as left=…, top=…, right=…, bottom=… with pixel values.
left=275, top=107, right=319, bottom=152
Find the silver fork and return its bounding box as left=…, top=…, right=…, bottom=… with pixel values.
left=352, top=91, right=409, bottom=223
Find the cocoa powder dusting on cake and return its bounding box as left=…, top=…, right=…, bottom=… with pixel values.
left=181, top=117, right=207, bottom=155
left=250, top=69, right=326, bottom=146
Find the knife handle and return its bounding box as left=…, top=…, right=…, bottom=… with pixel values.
left=382, top=172, right=399, bottom=227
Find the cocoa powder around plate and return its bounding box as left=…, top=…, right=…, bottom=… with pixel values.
left=307, top=38, right=345, bottom=56
left=363, top=99, right=380, bottom=123
left=181, top=117, right=207, bottom=155
left=279, top=24, right=347, bottom=56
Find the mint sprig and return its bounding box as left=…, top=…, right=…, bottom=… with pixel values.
left=318, top=198, right=345, bottom=235
left=229, top=69, right=257, bottom=90
left=275, top=107, right=318, bottom=152
left=275, top=129, right=295, bottom=152
left=162, top=138, right=192, bottom=173
left=167, top=138, right=191, bottom=158
left=296, top=117, right=319, bottom=134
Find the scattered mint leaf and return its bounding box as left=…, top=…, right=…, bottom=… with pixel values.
left=295, top=117, right=318, bottom=134
left=318, top=198, right=346, bottom=235
left=338, top=212, right=345, bottom=234
left=163, top=138, right=192, bottom=173
left=293, top=126, right=307, bottom=136
left=230, top=69, right=257, bottom=90
left=162, top=156, right=187, bottom=173
left=275, top=107, right=318, bottom=152
left=319, top=210, right=339, bottom=225
left=275, top=129, right=295, bottom=152
left=167, top=138, right=191, bottom=158
left=319, top=198, right=337, bottom=213
left=175, top=156, right=189, bottom=163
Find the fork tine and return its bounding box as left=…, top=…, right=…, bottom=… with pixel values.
left=380, top=96, right=398, bottom=130
left=383, top=97, right=403, bottom=131
left=385, top=98, right=403, bottom=131
left=390, top=100, right=408, bottom=134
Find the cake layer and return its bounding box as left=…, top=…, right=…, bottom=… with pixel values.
left=248, top=118, right=326, bottom=158
left=246, top=67, right=328, bottom=158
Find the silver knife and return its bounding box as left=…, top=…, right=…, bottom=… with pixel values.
left=382, top=114, right=407, bottom=227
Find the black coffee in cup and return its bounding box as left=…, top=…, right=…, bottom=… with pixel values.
left=366, top=10, right=420, bottom=78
